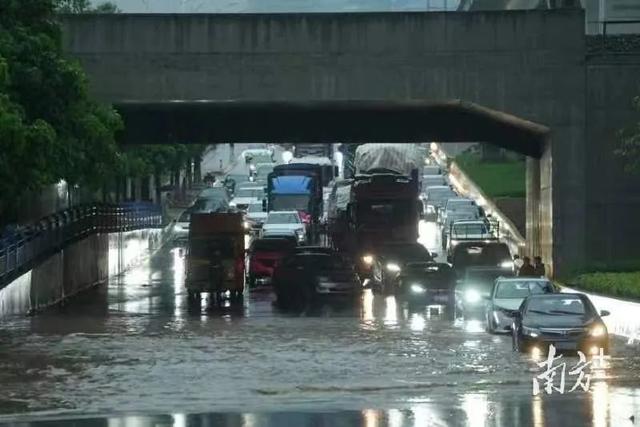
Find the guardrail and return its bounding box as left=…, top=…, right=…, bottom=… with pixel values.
left=0, top=202, right=162, bottom=288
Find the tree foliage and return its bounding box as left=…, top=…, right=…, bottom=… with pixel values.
left=57, top=0, right=120, bottom=13
left=616, top=96, right=640, bottom=173
left=0, top=0, right=122, bottom=221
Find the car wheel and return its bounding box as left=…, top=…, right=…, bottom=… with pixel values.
left=486, top=313, right=495, bottom=334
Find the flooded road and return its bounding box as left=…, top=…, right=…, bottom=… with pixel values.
left=1, top=240, right=640, bottom=426
left=1, top=145, right=640, bottom=426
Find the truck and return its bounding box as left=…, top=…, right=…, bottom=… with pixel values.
left=265, top=163, right=324, bottom=241
left=341, top=144, right=424, bottom=276
left=293, top=143, right=333, bottom=159
left=185, top=213, right=245, bottom=302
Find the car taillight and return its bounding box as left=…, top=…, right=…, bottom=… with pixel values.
left=298, top=211, right=311, bottom=224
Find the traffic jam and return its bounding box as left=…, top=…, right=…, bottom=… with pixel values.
left=176, top=143, right=611, bottom=358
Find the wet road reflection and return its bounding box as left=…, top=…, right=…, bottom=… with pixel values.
left=0, top=238, right=639, bottom=425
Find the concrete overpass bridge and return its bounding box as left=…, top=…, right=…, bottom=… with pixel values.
left=60, top=10, right=640, bottom=277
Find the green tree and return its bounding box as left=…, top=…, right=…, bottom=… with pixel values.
left=0, top=0, right=122, bottom=223
left=616, top=96, right=640, bottom=173
left=57, top=0, right=120, bottom=13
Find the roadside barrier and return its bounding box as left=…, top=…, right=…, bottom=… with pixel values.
left=0, top=202, right=162, bottom=289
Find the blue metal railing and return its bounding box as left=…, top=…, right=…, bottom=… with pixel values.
left=0, top=202, right=162, bottom=288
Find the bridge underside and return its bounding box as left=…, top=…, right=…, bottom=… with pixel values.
left=115, top=100, right=549, bottom=158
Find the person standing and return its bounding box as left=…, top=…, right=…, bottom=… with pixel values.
left=533, top=256, right=546, bottom=277
left=518, top=256, right=536, bottom=277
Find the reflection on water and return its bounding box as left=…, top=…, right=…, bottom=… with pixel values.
left=12, top=388, right=640, bottom=427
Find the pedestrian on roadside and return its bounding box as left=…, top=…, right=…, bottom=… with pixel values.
left=533, top=256, right=546, bottom=277
left=518, top=256, right=535, bottom=277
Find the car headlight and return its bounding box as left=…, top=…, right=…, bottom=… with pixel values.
left=522, top=326, right=540, bottom=337
left=229, top=202, right=237, bottom=207
left=243, top=221, right=251, bottom=230
left=464, top=289, right=481, bottom=303
left=410, top=284, right=426, bottom=294
left=450, top=239, right=459, bottom=246
left=386, top=263, right=401, bottom=272
left=362, top=255, right=374, bottom=265
left=590, top=324, right=607, bottom=337
left=500, top=261, right=514, bottom=269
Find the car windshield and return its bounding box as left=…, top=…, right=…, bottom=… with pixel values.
left=495, top=280, right=553, bottom=298
left=453, top=243, right=511, bottom=267
left=527, top=297, right=587, bottom=316
left=266, top=213, right=299, bottom=224
left=452, top=223, right=489, bottom=236
left=271, top=195, right=310, bottom=211
left=252, top=239, right=294, bottom=252
left=247, top=204, right=264, bottom=213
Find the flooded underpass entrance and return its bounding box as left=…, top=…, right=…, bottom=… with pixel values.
left=1, top=142, right=640, bottom=427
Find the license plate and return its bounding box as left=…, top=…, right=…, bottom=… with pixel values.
left=554, top=342, right=577, bottom=351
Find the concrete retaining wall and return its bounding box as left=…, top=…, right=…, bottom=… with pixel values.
left=0, top=223, right=173, bottom=318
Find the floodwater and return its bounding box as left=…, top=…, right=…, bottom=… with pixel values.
left=1, top=145, right=640, bottom=426
left=1, top=241, right=640, bottom=426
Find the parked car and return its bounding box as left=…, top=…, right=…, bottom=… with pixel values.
left=246, top=237, right=297, bottom=287
left=261, top=211, right=307, bottom=243
left=272, top=250, right=360, bottom=307
left=485, top=277, right=557, bottom=333
left=512, top=293, right=610, bottom=355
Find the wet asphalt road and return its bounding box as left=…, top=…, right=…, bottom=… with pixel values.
left=1, top=145, right=640, bottom=426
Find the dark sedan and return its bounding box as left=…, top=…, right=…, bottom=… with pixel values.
left=512, top=293, right=610, bottom=356
left=272, top=250, right=361, bottom=307
left=397, top=262, right=456, bottom=306
left=370, top=243, right=436, bottom=293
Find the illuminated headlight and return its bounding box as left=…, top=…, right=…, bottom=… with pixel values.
left=174, top=224, right=183, bottom=231
left=500, top=261, right=514, bottom=269
left=243, top=221, right=251, bottom=230
left=386, top=263, right=401, bottom=272
left=249, top=164, right=256, bottom=171
left=590, top=324, right=607, bottom=337
left=362, top=255, right=374, bottom=265
left=229, top=202, right=237, bottom=207
left=531, top=346, right=542, bottom=359
left=450, top=239, right=459, bottom=247
left=464, top=289, right=480, bottom=303
left=410, top=284, right=426, bottom=294
left=522, top=326, right=540, bottom=337
left=295, top=228, right=305, bottom=241
left=426, top=205, right=436, bottom=214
